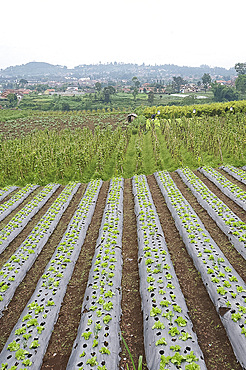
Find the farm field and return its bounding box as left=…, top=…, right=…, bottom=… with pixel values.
left=0, top=166, right=245, bottom=369
left=0, top=110, right=246, bottom=369
left=0, top=109, right=246, bottom=187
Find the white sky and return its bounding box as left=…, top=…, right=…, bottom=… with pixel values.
left=1, top=0, right=245, bottom=70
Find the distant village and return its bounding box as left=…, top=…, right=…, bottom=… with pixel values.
left=0, top=62, right=237, bottom=107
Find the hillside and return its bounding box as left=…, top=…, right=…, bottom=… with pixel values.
left=0, top=61, right=236, bottom=80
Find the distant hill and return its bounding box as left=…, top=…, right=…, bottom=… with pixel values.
left=0, top=62, right=69, bottom=78
left=0, top=61, right=236, bottom=81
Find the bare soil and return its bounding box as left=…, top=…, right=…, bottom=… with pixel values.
left=0, top=171, right=245, bottom=370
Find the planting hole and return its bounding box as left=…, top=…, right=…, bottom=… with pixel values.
left=83, top=344, right=87, bottom=348
left=159, top=350, right=164, bottom=355
left=104, top=341, right=108, bottom=347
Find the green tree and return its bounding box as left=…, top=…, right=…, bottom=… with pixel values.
left=212, top=83, right=239, bottom=102
left=148, top=91, right=154, bottom=105
left=7, top=93, right=18, bottom=107
left=19, top=79, right=28, bottom=87
left=235, top=74, right=246, bottom=94
left=235, top=62, right=246, bottom=75
left=202, top=73, right=211, bottom=92
left=61, top=102, right=70, bottom=111
left=172, top=76, right=186, bottom=92
left=103, top=86, right=115, bottom=103
left=95, top=82, right=102, bottom=92
left=132, top=87, right=138, bottom=101
left=132, top=76, right=140, bottom=89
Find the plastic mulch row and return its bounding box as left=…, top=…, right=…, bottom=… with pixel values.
left=198, top=166, right=246, bottom=211
left=0, top=179, right=102, bottom=370
left=177, top=168, right=246, bottom=261
left=67, top=177, right=124, bottom=370
left=0, top=182, right=80, bottom=317
left=221, top=165, right=246, bottom=186
left=0, top=184, right=38, bottom=222
left=132, top=174, right=207, bottom=370
left=0, top=184, right=60, bottom=255
left=0, top=186, right=18, bottom=202
left=155, top=170, right=246, bottom=369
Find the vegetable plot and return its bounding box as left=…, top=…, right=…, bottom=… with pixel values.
left=155, top=171, right=246, bottom=369
left=67, top=177, right=124, bottom=370
left=0, top=184, right=38, bottom=222
left=177, top=168, right=246, bottom=260
left=198, top=166, right=246, bottom=211
left=0, top=184, right=59, bottom=255
left=0, top=182, right=80, bottom=316
left=220, top=165, right=246, bottom=186
left=0, top=179, right=102, bottom=370
left=0, top=186, right=18, bottom=202
left=132, top=174, right=206, bottom=370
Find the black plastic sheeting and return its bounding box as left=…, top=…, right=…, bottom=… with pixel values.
left=0, top=180, right=102, bottom=370
left=0, top=183, right=80, bottom=317
left=155, top=171, right=246, bottom=369
left=132, top=174, right=207, bottom=370
left=0, top=184, right=57, bottom=255
left=198, top=166, right=246, bottom=211
left=177, top=168, right=246, bottom=261
left=67, top=177, right=124, bottom=370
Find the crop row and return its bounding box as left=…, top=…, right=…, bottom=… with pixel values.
left=198, top=166, right=246, bottom=211
left=0, top=179, right=102, bottom=369
left=177, top=168, right=246, bottom=260
left=0, top=184, right=59, bottom=254
left=0, top=167, right=246, bottom=369
left=67, top=177, right=124, bottom=370
left=133, top=174, right=206, bottom=370
left=0, top=185, right=38, bottom=222
left=221, top=165, right=246, bottom=185
left=0, top=186, right=18, bottom=202
left=155, top=170, right=246, bottom=369
left=0, top=182, right=80, bottom=316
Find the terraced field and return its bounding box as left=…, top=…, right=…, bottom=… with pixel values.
left=0, top=166, right=245, bottom=370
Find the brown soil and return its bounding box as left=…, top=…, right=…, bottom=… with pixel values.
left=119, top=178, right=147, bottom=370
left=147, top=174, right=243, bottom=370
left=0, top=172, right=245, bottom=370
left=41, top=181, right=109, bottom=369
left=0, top=183, right=86, bottom=352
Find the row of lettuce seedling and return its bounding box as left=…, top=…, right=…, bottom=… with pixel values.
left=0, top=179, right=102, bottom=370
left=0, top=184, right=59, bottom=255
left=220, top=165, right=246, bottom=185
left=0, top=186, right=18, bottom=203
left=132, top=174, right=206, bottom=370
left=0, top=184, right=38, bottom=223
left=177, top=168, right=246, bottom=261
left=155, top=171, right=246, bottom=369
left=198, top=166, right=246, bottom=211
left=67, top=177, right=124, bottom=370
left=0, top=182, right=81, bottom=317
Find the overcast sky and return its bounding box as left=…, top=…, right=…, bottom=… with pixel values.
left=1, top=0, right=245, bottom=70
